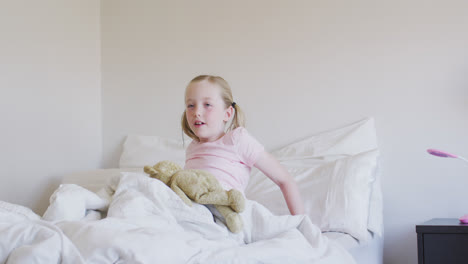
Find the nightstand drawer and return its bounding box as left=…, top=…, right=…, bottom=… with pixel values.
left=416, top=218, right=468, bottom=264
left=423, top=233, right=468, bottom=264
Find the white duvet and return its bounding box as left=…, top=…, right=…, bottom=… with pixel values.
left=0, top=172, right=355, bottom=264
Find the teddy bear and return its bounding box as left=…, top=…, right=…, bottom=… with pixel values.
left=143, top=160, right=245, bottom=233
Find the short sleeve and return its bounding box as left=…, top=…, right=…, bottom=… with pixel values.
left=231, top=127, right=264, bottom=167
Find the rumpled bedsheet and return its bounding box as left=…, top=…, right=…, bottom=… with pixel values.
left=1, top=172, right=356, bottom=264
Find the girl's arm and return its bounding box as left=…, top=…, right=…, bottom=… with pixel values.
left=254, top=151, right=305, bottom=215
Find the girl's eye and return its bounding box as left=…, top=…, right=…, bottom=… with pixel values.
left=205, top=103, right=212, bottom=107
left=187, top=104, right=194, bottom=108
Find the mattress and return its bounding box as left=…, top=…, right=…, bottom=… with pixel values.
left=324, top=231, right=384, bottom=264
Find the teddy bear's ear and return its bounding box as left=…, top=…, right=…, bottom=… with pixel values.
left=143, top=166, right=158, bottom=176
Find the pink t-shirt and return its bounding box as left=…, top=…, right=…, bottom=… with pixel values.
left=184, top=127, right=264, bottom=192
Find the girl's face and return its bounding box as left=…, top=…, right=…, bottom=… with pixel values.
left=185, top=80, right=233, bottom=143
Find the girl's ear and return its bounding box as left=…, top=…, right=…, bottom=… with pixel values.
left=223, top=106, right=234, bottom=122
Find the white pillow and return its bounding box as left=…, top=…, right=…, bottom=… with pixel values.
left=0, top=201, right=41, bottom=221
left=61, top=168, right=144, bottom=193
left=119, top=134, right=189, bottom=168
left=245, top=117, right=381, bottom=242
left=272, top=117, right=378, bottom=160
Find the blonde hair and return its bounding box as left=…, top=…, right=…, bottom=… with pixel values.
left=181, top=75, right=245, bottom=141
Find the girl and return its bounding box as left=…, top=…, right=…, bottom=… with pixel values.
left=181, top=75, right=304, bottom=215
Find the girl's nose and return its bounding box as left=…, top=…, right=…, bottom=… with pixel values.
left=194, top=107, right=202, bottom=116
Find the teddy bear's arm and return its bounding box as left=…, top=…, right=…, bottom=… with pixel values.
left=171, top=183, right=193, bottom=206
left=195, top=192, right=230, bottom=205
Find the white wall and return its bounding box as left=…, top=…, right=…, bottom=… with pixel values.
left=100, top=0, right=467, bottom=263
left=0, top=0, right=102, bottom=215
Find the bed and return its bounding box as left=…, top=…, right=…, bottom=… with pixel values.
left=244, top=117, right=384, bottom=264
left=0, top=117, right=382, bottom=264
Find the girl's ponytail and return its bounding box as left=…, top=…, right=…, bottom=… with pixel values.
left=227, top=103, right=245, bottom=132
left=181, top=110, right=197, bottom=141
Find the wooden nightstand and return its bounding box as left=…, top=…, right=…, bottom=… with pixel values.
left=416, top=218, right=468, bottom=264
